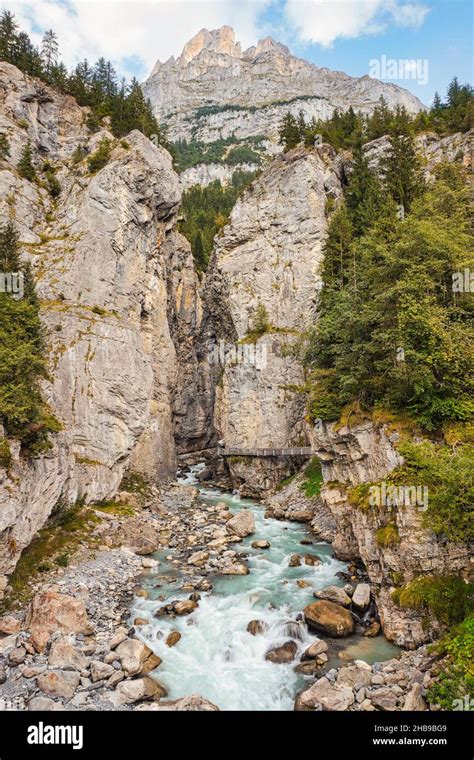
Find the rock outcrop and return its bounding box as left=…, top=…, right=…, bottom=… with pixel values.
left=307, top=419, right=472, bottom=647
left=206, top=145, right=344, bottom=494
left=0, top=62, right=211, bottom=592
left=180, top=161, right=259, bottom=190
left=265, top=468, right=337, bottom=542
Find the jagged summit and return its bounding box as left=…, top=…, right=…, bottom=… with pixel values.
left=179, top=26, right=241, bottom=64
left=151, top=25, right=292, bottom=71
left=143, top=25, right=425, bottom=147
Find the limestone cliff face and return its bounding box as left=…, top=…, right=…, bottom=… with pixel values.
left=0, top=63, right=209, bottom=594
left=308, top=421, right=472, bottom=648
left=360, top=129, right=473, bottom=179
left=180, top=161, right=259, bottom=191
left=143, top=26, right=425, bottom=150
left=205, top=144, right=344, bottom=494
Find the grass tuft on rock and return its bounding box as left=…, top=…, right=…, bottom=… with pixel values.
left=299, top=457, right=323, bottom=499
left=376, top=522, right=400, bottom=547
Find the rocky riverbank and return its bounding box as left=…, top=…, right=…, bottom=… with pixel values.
left=295, top=647, right=431, bottom=711
left=0, top=473, right=448, bottom=712
left=0, top=480, right=224, bottom=711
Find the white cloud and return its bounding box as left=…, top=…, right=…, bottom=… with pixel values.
left=283, top=0, right=429, bottom=47
left=1, top=0, right=272, bottom=79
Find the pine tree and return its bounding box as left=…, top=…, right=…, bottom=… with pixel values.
left=17, top=141, right=36, bottom=181
left=0, top=11, right=18, bottom=63
left=279, top=112, right=301, bottom=152
left=252, top=302, right=270, bottom=335
left=14, top=31, right=42, bottom=76
left=297, top=109, right=306, bottom=136
left=118, top=78, right=158, bottom=138
left=0, top=133, right=10, bottom=161
left=0, top=221, right=57, bottom=448
left=320, top=203, right=354, bottom=286
left=382, top=133, right=424, bottom=212
left=447, top=77, right=462, bottom=108
left=346, top=142, right=384, bottom=235
left=432, top=91, right=442, bottom=111
left=193, top=231, right=206, bottom=272
left=41, top=29, right=59, bottom=76
left=0, top=221, right=21, bottom=272
left=366, top=96, right=391, bottom=140
left=0, top=221, right=36, bottom=303
left=49, top=62, right=69, bottom=91
left=69, top=60, right=93, bottom=105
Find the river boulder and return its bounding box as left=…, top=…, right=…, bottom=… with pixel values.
left=134, top=694, right=219, bottom=711
left=227, top=510, right=255, bottom=537
left=289, top=554, right=302, bottom=567
left=352, top=583, right=371, bottom=610
left=314, top=585, right=351, bottom=606
left=295, top=676, right=355, bottom=711
left=247, top=620, right=267, bottom=636
left=111, top=676, right=167, bottom=706
left=115, top=638, right=162, bottom=676
left=304, top=553, right=322, bottom=566
left=26, top=592, right=94, bottom=653
left=265, top=640, right=298, bottom=664
left=301, top=638, right=329, bottom=660
left=303, top=600, right=355, bottom=637
left=166, top=631, right=181, bottom=647
left=251, top=540, right=270, bottom=549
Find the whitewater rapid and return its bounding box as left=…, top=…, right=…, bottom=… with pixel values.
left=130, top=467, right=398, bottom=710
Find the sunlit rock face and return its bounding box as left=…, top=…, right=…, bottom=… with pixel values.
left=204, top=144, right=344, bottom=495
left=143, top=26, right=425, bottom=148
left=0, top=62, right=211, bottom=592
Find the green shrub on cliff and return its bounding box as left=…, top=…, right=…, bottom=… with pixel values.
left=376, top=523, right=400, bottom=547
left=0, top=133, right=10, bottom=161
left=0, top=436, right=11, bottom=468
left=17, top=141, right=36, bottom=181
left=299, top=457, right=323, bottom=499
left=87, top=138, right=112, bottom=173
left=0, top=222, right=60, bottom=454
left=426, top=614, right=474, bottom=709
left=391, top=575, right=473, bottom=627
left=395, top=439, right=474, bottom=543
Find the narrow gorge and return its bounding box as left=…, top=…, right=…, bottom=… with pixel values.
left=0, top=21, right=472, bottom=716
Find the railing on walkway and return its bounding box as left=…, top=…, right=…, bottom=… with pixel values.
left=219, top=446, right=312, bottom=458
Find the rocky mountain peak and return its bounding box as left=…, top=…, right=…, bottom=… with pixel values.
left=179, top=25, right=241, bottom=64
left=244, top=35, right=291, bottom=59
left=144, top=25, right=425, bottom=128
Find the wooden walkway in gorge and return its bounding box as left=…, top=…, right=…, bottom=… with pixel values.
left=219, top=446, right=312, bottom=458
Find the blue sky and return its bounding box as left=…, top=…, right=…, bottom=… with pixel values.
left=2, top=1, right=472, bottom=106
left=272, top=1, right=473, bottom=105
